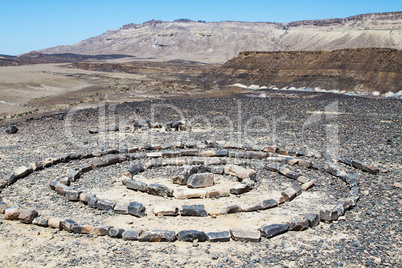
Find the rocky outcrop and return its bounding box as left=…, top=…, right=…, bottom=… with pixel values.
left=204, top=48, right=402, bottom=93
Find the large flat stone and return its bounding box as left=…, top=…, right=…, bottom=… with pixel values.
left=174, top=188, right=206, bottom=199
left=230, top=229, right=261, bottom=242
left=261, top=199, right=279, bottom=209
left=153, top=205, right=179, bottom=216
left=122, top=229, right=143, bottom=241
left=206, top=231, right=231, bottom=242
left=259, top=224, right=289, bottom=238
left=126, top=179, right=148, bottom=192
left=138, top=230, right=177, bottom=242
left=180, top=205, right=207, bottom=217
left=147, top=184, right=173, bottom=197
left=229, top=184, right=251, bottom=195
left=187, top=173, right=214, bottom=188
left=177, top=230, right=208, bottom=242
left=32, top=217, right=49, bottom=227
left=96, top=199, right=116, bottom=211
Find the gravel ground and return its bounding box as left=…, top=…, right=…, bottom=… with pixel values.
left=0, top=91, right=401, bottom=267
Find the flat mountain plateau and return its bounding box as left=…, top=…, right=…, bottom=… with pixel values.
left=39, top=12, right=402, bottom=62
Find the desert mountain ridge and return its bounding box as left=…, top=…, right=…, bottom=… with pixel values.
left=39, top=11, right=402, bottom=62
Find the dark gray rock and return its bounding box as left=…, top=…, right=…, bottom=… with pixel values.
left=87, top=196, right=98, bottom=208
left=187, top=173, right=214, bottom=188
left=229, top=184, right=251, bottom=195
left=261, top=199, right=278, bottom=209
left=67, top=170, right=81, bottom=182
left=215, top=150, right=229, bottom=157
left=65, top=189, right=81, bottom=201
left=122, top=229, right=143, bottom=241
left=298, top=159, right=312, bottom=168
left=96, top=199, right=116, bottom=211
left=206, top=231, right=231, bottom=242
left=288, top=219, right=309, bottom=231
left=78, top=164, right=93, bottom=173
left=61, top=219, right=78, bottom=232
left=29, top=160, right=44, bottom=171
left=89, top=159, right=106, bottom=169
left=109, top=228, right=125, bottom=238
left=259, top=224, right=289, bottom=238
left=177, top=230, right=208, bottom=242
left=32, top=217, right=49, bottom=227
left=126, top=180, right=148, bottom=192
left=162, top=151, right=181, bottom=158
left=6, top=125, right=18, bottom=134
left=127, top=202, right=146, bottom=217
left=281, top=183, right=302, bottom=201
left=180, top=205, right=208, bottom=217
left=113, top=205, right=128, bottom=215
left=18, top=209, right=38, bottom=224
left=285, top=171, right=302, bottom=180
left=128, top=162, right=145, bottom=176
left=351, top=160, right=364, bottom=170
left=88, top=129, right=98, bottom=134
left=304, top=213, right=320, bottom=227
left=138, top=230, right=177, bottom=242
left=147, top=184, right=173, bottom=197
left=105, top=156, right=123, bottom=165
left=265, top=163, right=281, bottom=172
left=173, top=166, right=199, bottom=185
left=210, top=165, right=225, bottom=174
left=226, top=205, right=241, bottom=214
left=244, top=151, right=268, bottom=159
left=180, top=149, right=199, bottom=156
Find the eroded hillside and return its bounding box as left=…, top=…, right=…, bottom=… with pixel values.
left=204, top=48, right=402, bottom=93
left=39, top=12, right=402, bottom=63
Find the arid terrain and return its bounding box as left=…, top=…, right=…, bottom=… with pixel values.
left=0, top=11, right=401, bottom=268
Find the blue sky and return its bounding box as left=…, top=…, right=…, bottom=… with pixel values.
left=0, top=0, right=400, bottom=55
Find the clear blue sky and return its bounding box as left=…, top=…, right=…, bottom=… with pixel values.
left=0, top=0, right=400, bottom=55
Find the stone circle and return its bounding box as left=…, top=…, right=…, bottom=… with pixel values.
left=0, top=133, right=379, bottom=243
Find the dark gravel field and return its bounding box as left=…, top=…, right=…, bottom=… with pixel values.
left=0, top=91, right=401, bottom=267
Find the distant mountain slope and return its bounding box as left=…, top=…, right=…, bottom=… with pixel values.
left=39, top=12, right=402, bottom=62
left=203, top=48, right=402, bottom=93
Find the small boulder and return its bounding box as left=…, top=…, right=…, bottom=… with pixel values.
left=259, top=224, right=289, bottom=238
left=187, top=173, right=214, bottom=188
left=138, top=230, right=177, bottom=242
left=122, top=229, right=143, bottom=241
left=180, top=205, right=207, bottom=217
left=147, top=184, right=173, bottom=197
left=127, top=202, right=146, bottom=217
left=177, top=230, right=208, bottom=242
left=5, top=125, right=18, bottom=134
left=206, top=231, right=231, bottom=242
left=18, top=209, right=38, bottom=224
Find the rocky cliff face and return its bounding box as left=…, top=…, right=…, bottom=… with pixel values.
left=203, top=48, right=402, bottom=93
left=39, top=12, right=402, bottom=63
